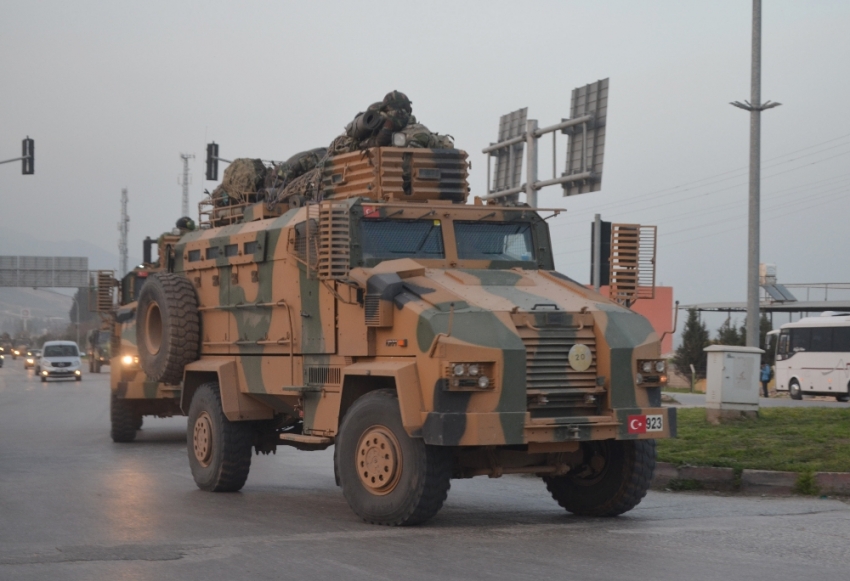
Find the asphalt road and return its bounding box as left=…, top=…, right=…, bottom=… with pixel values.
left=2, top=363, right=849, bottom=580
left=670, top=392, right=850, bottom=408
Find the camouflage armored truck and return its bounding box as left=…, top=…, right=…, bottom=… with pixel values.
left=104, top=230, right=187, bottom=442
left=135, top=142, right=675, bottom=526
left=87, top=328, right=111, bottom=373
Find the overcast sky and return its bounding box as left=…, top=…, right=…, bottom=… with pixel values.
left=2, top=0, right=848, bottom=315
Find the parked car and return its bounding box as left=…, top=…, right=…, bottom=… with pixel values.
left=24, top=349, right=41, bottom=370
left=39, top=341, right=82, bottom=382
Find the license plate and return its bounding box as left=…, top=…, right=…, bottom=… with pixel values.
left=628, top=414, right=664, bottom=434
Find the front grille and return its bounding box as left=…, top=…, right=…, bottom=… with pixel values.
left=519, top=326, right=601, bottom=418
left=53, top=362, right=71, bottom=368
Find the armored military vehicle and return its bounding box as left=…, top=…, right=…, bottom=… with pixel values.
left=99, top=230, right=188, bottom=442
left=135, top=133, right=674, bottom=524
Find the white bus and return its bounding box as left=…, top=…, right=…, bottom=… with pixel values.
left=773, top=312, right=850, bottom=402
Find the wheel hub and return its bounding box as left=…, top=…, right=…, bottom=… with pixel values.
left=193, top=412, right=213, bottom=467
left=356, top=425, right=401, bottom=495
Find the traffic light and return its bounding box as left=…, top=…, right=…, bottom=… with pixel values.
left=22, top=137, right=34, bottom=175
left=590, top=219, right=611, bottom=287
left=205, top=142, right=219, bottom=181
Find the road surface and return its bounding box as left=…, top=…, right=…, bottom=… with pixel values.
left=1, top=363, right=848, bottom=580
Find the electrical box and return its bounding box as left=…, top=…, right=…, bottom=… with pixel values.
left=704, top=345, right=764, bottom=421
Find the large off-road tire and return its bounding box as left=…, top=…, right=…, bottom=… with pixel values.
left=136, top=272, right=200, bottom=385
left=544, top=439, right=656, bottom=517
left=187, top=383, right=254, bottom=492
left=789, top=380, right=802, bottom=400
left=337, top=389, right=452, bottom=526
left=110, top=393, right=138, bottom=443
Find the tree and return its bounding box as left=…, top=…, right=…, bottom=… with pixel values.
left=673, top=308, right=710, bottom=380
left=715, top=317, right=743, bottom=346
left=739, top=313, right=774, bottom=363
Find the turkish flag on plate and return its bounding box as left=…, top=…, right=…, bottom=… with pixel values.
left=628, top=415, right=647, bottom=434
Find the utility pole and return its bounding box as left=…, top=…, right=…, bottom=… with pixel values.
left=118, top=188, right=129, bottom=277
left=731, top=0, right=780, bottom=348
left=180, top=153, right=195, bottom=218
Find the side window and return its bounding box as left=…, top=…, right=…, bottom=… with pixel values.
left=833, top=328, right=850, bottom=352
left=810, top=328, right=833, bottom=352
left=790, top=328, right=810, bottom=352
left=777, top=331, right=789, bottom=359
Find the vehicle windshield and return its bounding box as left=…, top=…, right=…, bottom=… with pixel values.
left=43, top=345, right=79, bottom=357
left=454, top=221, right=536, bottom=262
left=360, top=219, right=445, bottom=260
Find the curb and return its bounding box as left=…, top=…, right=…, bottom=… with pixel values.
left=652, top=462, right=850, bottom=496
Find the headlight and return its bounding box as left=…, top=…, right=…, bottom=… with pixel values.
left=635, top=373, right=644, bottom=385
left=477, top=375, right=490, bottom=389
left=122, top=355, right=134, bottom=365
left=41, top=370, right=48, bottom=376
left=468, top=364, right=480, bottom=376
left=453, top=364, right=465, bottom=376
left=75, top=370, right=81, bottom=375
left=26, top=358, right=34, bottom=364
left=642, top=361, right=652, bottom=373
left=655, top=361, right=666, bottom=373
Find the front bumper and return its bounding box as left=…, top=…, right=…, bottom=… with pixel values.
left=41, top=369, right=81, bottom=379
left=420, top=407, right=677, bottom=447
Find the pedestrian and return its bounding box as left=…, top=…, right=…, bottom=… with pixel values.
left=760, top=363, right=771, bottom=398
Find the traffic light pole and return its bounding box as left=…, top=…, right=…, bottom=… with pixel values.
left=1, top=137, right=34, bottom=174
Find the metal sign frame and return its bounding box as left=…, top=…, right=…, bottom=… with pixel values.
left=0, top=256, right=89, bottom=288
left=481, top=79, right=609, bottom=207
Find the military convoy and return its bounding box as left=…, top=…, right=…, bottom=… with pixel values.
left=115, top=92, right=676, bottom=526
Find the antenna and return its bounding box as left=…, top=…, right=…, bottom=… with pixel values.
left=179, top=153, right=195, bottom=217
left=118, top=188, right=129, bottom=277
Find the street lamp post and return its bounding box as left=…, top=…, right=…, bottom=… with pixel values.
left=730, top=0, right=780, bottom=348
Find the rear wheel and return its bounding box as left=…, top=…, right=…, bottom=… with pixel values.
left=187, top=383, right=254, bottom=492
left=789, top=380, right=802, bottom=400
left=837, top=386, right=849, bottom=403
left=110, top=394, right=138, bottom=443
left=544, top=439, right=656, bottom=517
left=337, top=389, right=452, bottom=526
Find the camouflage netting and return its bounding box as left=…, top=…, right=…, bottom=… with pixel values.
left=211, top=158, right=267, bottom=207
left=208, top=91, right=453, bottom=211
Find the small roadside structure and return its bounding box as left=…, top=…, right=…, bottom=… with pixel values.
left=704, top=345, right=764, bottom=423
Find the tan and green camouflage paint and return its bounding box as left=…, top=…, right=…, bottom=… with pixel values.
left=171, top=149, right=675, bottom=449
left=110, top=305, right=181, bottom=402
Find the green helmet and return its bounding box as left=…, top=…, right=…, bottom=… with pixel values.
left=382, top=91, right=412, bottom=113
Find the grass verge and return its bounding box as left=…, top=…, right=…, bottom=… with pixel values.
left=657, top=407, right=850, bottom=473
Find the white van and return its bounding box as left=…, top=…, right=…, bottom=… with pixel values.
left=39, top=340, right=82, bottom=382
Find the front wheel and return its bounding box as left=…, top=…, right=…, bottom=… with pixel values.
left=544, top=439, right=656, bottom=517
left=187, top=383, right=254, bottom=492
left=110, top=394, right=138, bottom=443
left=337, top=389, right=452, bottom=526
left=789, top=380, right=802, bottom=400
